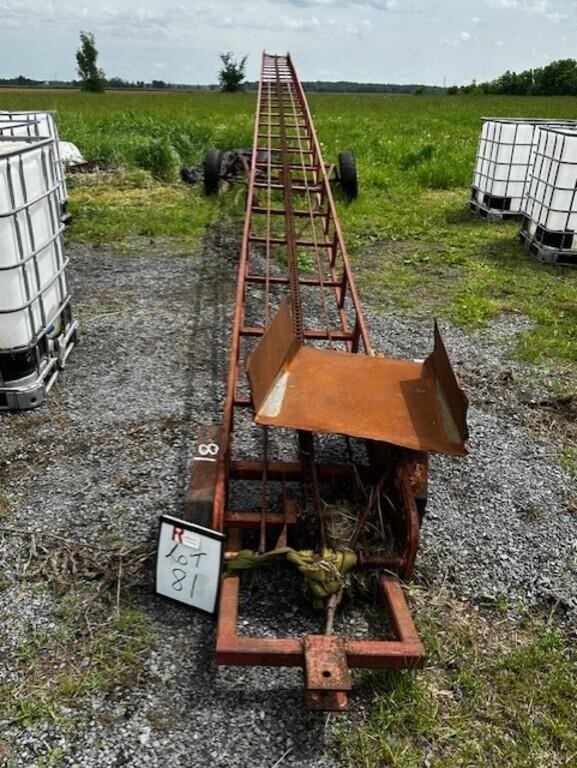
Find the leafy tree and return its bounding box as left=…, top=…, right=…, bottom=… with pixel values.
left=534, top=59, right=577, bottom=96
left=76, top=32, right=105, bottom=93
left=459, top=57, right=577, bottom=96
left=490, top=69, right=534, bottom=95
left=106, top=76, right=130, bottom=89
left=218, top=52, right=247, bottom=92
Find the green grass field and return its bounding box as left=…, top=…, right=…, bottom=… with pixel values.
left=3, top=89, right=575, bottom=376
left=2, top=89, right=576, bottom=766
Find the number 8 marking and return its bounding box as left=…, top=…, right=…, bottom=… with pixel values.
left=198, top=442, right=219, bottom=457
left=172, top=568, right=187, bottom=591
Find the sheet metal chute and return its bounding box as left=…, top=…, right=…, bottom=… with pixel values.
left=247, top=299, right=468, bottom=456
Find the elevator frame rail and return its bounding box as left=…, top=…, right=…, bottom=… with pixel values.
left=189, top=52, right=432, bottom=711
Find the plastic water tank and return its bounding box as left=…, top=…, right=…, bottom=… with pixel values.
left=523, top=126, right=577, bottom=240
left=0, top=111, right=67, bottom=207
left=0, top=137, right=69, bottom=352
left=0, top=120, right=37, bottom=137
left=472, top=118, right=577, bottom=215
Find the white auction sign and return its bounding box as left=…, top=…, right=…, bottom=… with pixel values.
left=156, top=515, right=225, bottom=614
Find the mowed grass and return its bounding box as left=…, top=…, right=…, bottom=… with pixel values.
left=337, top=588, right=577, bottom=768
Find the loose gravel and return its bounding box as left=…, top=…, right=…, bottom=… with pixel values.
left=367, top=311, right=577, bottom=614
left=0, top=229, right=576, bottom=767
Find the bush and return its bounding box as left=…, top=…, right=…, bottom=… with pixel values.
left=134, top=138, right=181, bottom=181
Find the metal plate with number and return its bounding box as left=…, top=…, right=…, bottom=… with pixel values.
left=155, top=515, right=225, bottom=614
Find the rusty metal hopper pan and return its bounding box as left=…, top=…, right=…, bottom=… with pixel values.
left=246, top=301, right=469, bottom=456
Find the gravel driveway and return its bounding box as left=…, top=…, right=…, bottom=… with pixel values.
left=0, top=229, right=575, bottom=767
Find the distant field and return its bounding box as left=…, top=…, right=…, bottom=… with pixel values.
left=2, top=89, right=576, bottom=374
left=0, top=89, right=255, bottom=164
left=3, top=88, right=577, bottom=172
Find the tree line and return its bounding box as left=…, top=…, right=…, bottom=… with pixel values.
left=448, top=58, right=577, bottom=96
left=9, top=32, right=577, bottom=97
left=0, top=75, right=219, bottom=90
left=0, top=74, right=442, bottom=94
left=3, top=32, right=440, bottom=95
left=244, top=81, right=443, bottom=94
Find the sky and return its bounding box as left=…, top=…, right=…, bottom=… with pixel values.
left=0, top=0, right=576, bottom=86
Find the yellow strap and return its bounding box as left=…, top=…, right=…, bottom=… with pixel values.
left=226, top=546, right=357, bottom=608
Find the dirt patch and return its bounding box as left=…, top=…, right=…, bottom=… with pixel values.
left=525, top=394, right=577, bottom=442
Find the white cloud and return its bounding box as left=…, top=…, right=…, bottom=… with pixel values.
left=442, top=30, right=474, bottom=47
left=281, top=14, right=321, bottom=30
left=0, top=1, right=344, bottom=41
left=1, top=0, right=576, bottom=86
left=546, top=11, right=568, bottom=21
left=486, top=0, right=574, bottom=23
left=346, top=18, right=373, bottom=36
left=0, top=1, right=182, bottom=38
left=486, top=0, right=550, bottom=12
left=274, top=0, right=413, bottom=8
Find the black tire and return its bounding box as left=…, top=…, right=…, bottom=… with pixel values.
left=338, top=151, right=358, bottom=201
left=203, top=148, right=223, bottom=195
left=60, top=201, right=73, bottom=227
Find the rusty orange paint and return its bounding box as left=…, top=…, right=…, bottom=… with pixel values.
left=247, top=300, right=469, bottom=456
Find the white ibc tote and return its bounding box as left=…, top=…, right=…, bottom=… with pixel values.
left=520, top=125, right=577, bottom=264
left=470, top=118, right=577, bottom=219
left=0, top=111, right=67, bottom=212
left=0, top=120, right=36, bottom=137
left=0, top=136, right=77, bottom=409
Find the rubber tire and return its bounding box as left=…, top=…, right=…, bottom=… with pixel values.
left=203, top=148, right=223, bottom=195
left=338, top=151, right=358, bottom=201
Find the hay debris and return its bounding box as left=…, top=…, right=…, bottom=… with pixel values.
left=323, top=494, right=395, bottom=597
left=1, top=525, right=153, bottom=619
